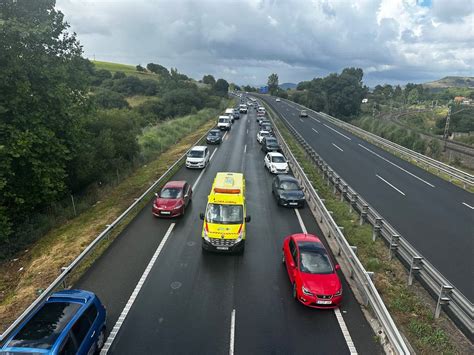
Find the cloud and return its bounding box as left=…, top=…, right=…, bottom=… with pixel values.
left=56, top=0, right=473, bottom=86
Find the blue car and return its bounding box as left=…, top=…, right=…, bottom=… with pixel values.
left=1, top=289, right=106, bottom=354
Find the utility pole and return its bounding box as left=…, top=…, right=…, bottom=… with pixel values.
left=443, top=105, right=452, bottom=152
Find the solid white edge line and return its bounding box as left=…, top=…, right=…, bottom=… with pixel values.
left=334, top=308, right=358, bottom=354
left=293, top=208, right=357, bottom=354
left=359, top=144, right=435, bottom=188
left=229, top=309, right=236, bottom=355
left=323, top=123, right=352, bottom=140
left=332, top=143, right=344, bottom=152
left=376, top=174, right=406, bottom=196
left=462, top=202, right=474, bottom=210
left=100, top=223, right=176, bottom=354
left=312, top=128, right=319, bottom=134
left=294, top=208, right=307, bottom=234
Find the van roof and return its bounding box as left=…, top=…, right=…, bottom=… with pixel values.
left=190, top=145, right=207, bottom=151
left=209, top=172, right=245, bottom=203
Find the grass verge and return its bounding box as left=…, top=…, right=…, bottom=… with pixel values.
left=271, top=110, right=469, bottom=354
left=0, top=115, right=216, bottom=332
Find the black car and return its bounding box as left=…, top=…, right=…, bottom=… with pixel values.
left=261, top=136, right=281, bottom=153
left=206, top=129, right=222, bottom=144
left=272, top=175, right=305, bottom=208
left=233, top=110, right=240, bottom=119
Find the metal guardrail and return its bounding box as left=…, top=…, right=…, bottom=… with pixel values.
left=0, top=128, right=213, bottom=343
left=261, top=99, right=474, bottom=341
left=260, top=103, right=411, bottom=354
left=286, top=99, right=474, bottom=189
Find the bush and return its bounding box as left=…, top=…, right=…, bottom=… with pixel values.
left=93, top=89, right=130, bottom=109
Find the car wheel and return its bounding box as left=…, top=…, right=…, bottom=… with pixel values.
left=94, top=327, right=106, bottom=354
left=292, top=283, right=298, bottom=300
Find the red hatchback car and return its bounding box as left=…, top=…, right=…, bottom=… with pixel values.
left=282, top=233, right=342, bottom=308
left=152, top=181, right=192, bottom=218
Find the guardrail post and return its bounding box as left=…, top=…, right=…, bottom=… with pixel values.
left=389, top=235, right=400, bottom=259
left=333, top=177, right=340, bottom=195
left=60, top=267, right=67, bottom=289
left=408, top=256, right=423, bottom=285
left=435, top=285, right=453, bottom=318
left=350, top=194, right=358, bottom=214
left=327, top=170, right=332, bottom=186
left=372, top=218, right=382, bottom=241
left=359, top=204, right=369, bottom=225
left=341, top=184, right=348, bottom=202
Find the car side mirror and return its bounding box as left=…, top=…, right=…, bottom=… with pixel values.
left=154, top=192, right=159, bottom=197
left=245, top=215, right=251, bottom=223
left=289, top=260, right=295, bottom=268
left=184, top=193, right=189, bottom=198
left=199, top=213, right=205, bottom=220
left=335, top=264, right=341, bottom=271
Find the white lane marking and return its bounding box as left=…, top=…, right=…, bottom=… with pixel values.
left=210, top=148, right=218, bottom=161
left=323, top=124, right=352, bottom=140
left=191, top=149, right=217, bottom=190
left=334, top=308, right=358, bottom=354
left=229, top=309, right=236, bottom=355
left=294, top=208, right=307, bottom=234
left=359, top=144, right=435, bottom=188
left=462, top=202, right=474, bottom=210
left=312, top=128, right=319, bottom=134
left=376, top=174, right=406, bottom=196
left=244, top=144, right=247, bottom=153
left=101, top=223, right=176, bottom=354
left=299, top=118, right=304, bottom=123
left=222, top=131, right=228, bottom=140
left=294, top=208, right=357, bottom=354
left=332, top=143, right=344, bottom=152
left=311, top=117, right=321, bottom=123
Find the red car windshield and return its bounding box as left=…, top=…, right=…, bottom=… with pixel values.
left=299, top=249, right=333, bottom=274
left=160, top=187, right=182, bottom=199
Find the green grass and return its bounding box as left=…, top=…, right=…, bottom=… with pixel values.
left=91, top=60, right=161, bottom=82
left=265, top=104, right=462, bottom=354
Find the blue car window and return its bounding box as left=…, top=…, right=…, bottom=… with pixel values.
left=9, top=302, right=81, bottom=349
left=71, top=310, right=93, bottom=348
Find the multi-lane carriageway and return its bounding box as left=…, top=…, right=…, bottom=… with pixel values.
left=72, top=106, right=382, bottom=354
left=258, top=95, right=474, bottom=302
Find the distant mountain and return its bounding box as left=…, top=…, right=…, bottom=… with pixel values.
left=279, top=82, right=297, bottom=90
left=423, top=76, right=474, bottom=89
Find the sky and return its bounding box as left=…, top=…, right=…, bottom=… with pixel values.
left=56, top=0, right=474, bottom=87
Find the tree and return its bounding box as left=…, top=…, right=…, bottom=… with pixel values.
left=202, top=74, right=216, bottom=86
left=213, top=78, right=229, bottom=96
left=113, top=71, right=126, bottom=80
left=0, top=0, right=93, bottom=252
left=407, top=88, right=419, bottom=104
left=136, top=64, right=146, bottom=72
left=146, top=62, right=170, bottom=77
left=268, top=73, right=279, bottom=95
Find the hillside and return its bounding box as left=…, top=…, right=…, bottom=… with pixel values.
left=423, top=76, right=474, bottom=89
left=279, top=82, right=297, bottom=90
left=91, top=60, right=161, bottom=82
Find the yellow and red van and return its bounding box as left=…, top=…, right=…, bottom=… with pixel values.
left=200, top=172, right=251, bottom=253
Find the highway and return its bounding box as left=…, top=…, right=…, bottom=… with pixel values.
left=74, top=106, right=381, bottom=354
left=258, top=95, right=474, bottom=301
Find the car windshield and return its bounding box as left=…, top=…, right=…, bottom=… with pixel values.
left=279, top=181, right=300, bottom=190
left=188, top=150, right=204, bottom=158
left=299, top=249, right=333, bottom=274
left=266, top=138, right=278, bottom=146
left=272, top=156, right=286, bottom=163
left=218, top=118, right=229, bottom=123
left=160, top=187, right=182, bottom=199
left=9, top=302, right=81, bottom=349
left=209, top=131, right=220, bottom=137
left=206, top=203, right=243, bottom=224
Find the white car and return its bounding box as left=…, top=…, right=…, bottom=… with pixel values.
left=186, top=146, right=210, bottom=169
left=264, top=152, right=289, bottom=174
left=276, top=98, right=281, bottom=102
left=239, top=104, right=248, bottom=113
left=257, top=130, right=272, bottom=144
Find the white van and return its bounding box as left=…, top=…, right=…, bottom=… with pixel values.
left=218, top=115, right=231, bottom=131
left=186, top=146, right=210, bottom=169
left=225, top=108, right=235, bottom=123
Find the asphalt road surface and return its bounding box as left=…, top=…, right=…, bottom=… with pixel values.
left=75, top=106, right=381, bottom=354
left=258, top=95, right=474, bottom=301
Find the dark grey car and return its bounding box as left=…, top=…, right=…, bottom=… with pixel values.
left=272, top=175, right=305, bottom=208
left=261, top=136, right=281, bottom=153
